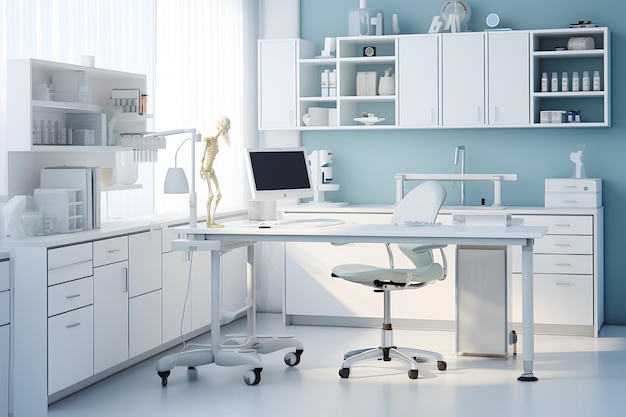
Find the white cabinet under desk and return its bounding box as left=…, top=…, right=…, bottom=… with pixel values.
left=279, top=205, right=603, bottom=337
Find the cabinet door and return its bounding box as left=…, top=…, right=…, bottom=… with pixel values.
left=488, top=32, right=530, bottom=125
left=93, top=261, right=129, bottom=373
left=129, top=290, right=162, bottom=357
left=162, top=252, right=192, bottom=342
left=258, top=39, right=297, bottom=129
left=398, top=35, right=440, bottom=126
left=0, top=325, right=8, bottom=417
left=128, top=230, right=162, bottom=298
left=48, top=306, right=93, bottom=394
left=442, top=33, right=485, bottom=126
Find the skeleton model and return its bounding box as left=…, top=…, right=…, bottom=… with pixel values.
left=199, top=116, right=231, bottom=227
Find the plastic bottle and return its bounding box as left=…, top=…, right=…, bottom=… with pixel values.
left=551, top=72, right=559, bottom=92
left=582, top=71, right=590, bottom=91
left=593, top=71, right=601, bottom=91
left=541, top=72, right=548, bottom=92
left=572, top=72, right=580, bottom=92
left=561, top=72, right=569, bottom=92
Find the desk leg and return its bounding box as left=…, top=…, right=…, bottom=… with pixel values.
left=211, top=249, right=222, bottom=353
left=518, top=240, right=538, bottom=382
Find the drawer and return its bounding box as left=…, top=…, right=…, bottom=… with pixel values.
left=545, top=178, right=601, bottom=193
left=0, top=260, right=8, bottom=292
left=545, top=192, right=601, bottom=209
left=512, top=273, right=592, bottom=325
left=534, top=254, right=593, bottom=275
left=48, top=276, right=94, bottom=317
left=48, top=243, right=93, bottom=286
left=514, top=215, right=592, bottom=235
left=0, top=291, right=8, bottom=326
left=48, top=305, right=94, bottom=394
left=93, top=236, right=128, bottom=267
left=534, top=235, right=593, bottom=255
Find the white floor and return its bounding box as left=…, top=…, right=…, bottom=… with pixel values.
left=47, top=314, right=626, bottom=417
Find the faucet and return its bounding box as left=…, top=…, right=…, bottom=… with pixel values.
left=454, top=145, right=466, bottom=206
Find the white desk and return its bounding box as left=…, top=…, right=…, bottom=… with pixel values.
left=167, top=222, right=547, bottom=383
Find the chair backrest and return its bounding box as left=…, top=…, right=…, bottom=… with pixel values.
left=391, top=181, right=447, bottom=225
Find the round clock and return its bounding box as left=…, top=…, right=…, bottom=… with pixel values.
left=363, top=46, right=376, bottom=57
left=486, top=13, right=500, bottom=28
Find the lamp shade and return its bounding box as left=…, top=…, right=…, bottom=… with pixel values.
left=164, top=167, right=189, bottom=194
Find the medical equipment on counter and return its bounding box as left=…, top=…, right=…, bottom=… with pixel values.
left=307, top=150, right=348, bottom=206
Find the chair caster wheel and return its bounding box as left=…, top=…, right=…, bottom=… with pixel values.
left=157, top=370, right=170, bottom=387
left=437, top=361, right=447, bottom=371
left=284, top=349, right=303, bottom=366
left=408, top=369, right=418, bottom=379
left=244, top=368, right=262, bottom=385
left=339, top=367, right=350, bottom=378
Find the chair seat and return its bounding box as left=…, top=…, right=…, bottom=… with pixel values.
left=332, top=263, right=444, bottom=288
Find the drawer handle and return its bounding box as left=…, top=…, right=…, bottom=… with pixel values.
left=66, top=322, right=81, bottom=329
left=555, top=263, right=571, bottom=267
left=65, top=294, right=81, bottom=299
left=555, top=243, right=571, bottom=247
left=49, top=259, right=91, bottom=272
left=107, top=249, right=120, bottom=254
left=554, top=224, right=571, bottom=227
left=555, top=282, right=572, bottom=286
left=563, top=200, right=578, bottom=203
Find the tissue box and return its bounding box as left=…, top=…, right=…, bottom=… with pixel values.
left=545, top=178, right=602, bottom=208
left=356, top=71, right=378, bottom=96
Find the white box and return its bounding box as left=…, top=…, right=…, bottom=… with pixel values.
left=545, top=178, right=602, bottom=208
left=356, top=71, right=378, bottom=96
left=52, top=70, right=89, bottom=103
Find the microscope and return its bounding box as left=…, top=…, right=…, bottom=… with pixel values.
left=308, top=150, right=348, bottom=206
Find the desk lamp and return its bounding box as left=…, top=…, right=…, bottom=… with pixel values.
left=143, top=129, right=200, bottom=228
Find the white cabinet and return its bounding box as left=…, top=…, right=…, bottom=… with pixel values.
left=397, top=35, right=440, bottom=127
left=442, top=33, right=486, bottom=126
left=0, top=259, right=9, bottom=417
left=258, top=39, right=300, bottom=129
left=93, top=236, right=129, bottom=373
left=530, top=27, right=610, bottom=126
left=488, top=31, right=530, bottom=125
left=511, top=212, right=603, bottom=335
left=128, top=230, right=162, bottom=356
left=46, top=243, right=94, bottom=394
left=7, top=58, right=150, bottom=151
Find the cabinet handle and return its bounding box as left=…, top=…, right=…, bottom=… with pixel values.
left=494, top=106, right=499, bottom=122
left=477, top=107, right=481, bottom=122
left=66, top=322, right=81, bottom=329
left=65, top=294, right=81, bottom=299
left=555, top=243, right=571, bottom=247
left=123, top=267, right=129, bottom=293
left=430, top=107, right=435, bottom=123
left=555, top=282, right=572, bottom=286
left=49, top=259, right=91, bottom=272
left=107, top=249, right=120, bottom=254
left=555, top=263, right=571, bottom=267
left=563, top=200, right=578, bottom=204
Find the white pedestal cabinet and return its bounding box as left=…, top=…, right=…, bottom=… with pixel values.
left=0, top=257, right=10, bottom=417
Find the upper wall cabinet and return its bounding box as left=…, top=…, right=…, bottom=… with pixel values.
left=530, top=27, right=610, bottom=127
left=258, top=27, right=610, bottom=130
left=7, top=59, right=151, bottom=152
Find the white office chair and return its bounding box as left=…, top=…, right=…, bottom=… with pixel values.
left=331, top=181, right=448, bottom=380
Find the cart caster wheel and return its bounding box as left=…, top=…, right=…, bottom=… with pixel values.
left=339, top=367, right=350, bottom=378
left=408, top=369, right=419, bottom=379
left=157, top=370, right=170, bottom=387
left=437, top=361, right=447, bottom=371
left=244, top=368, right=262, bottom=386
left=284, top=349, right=303, bottom=366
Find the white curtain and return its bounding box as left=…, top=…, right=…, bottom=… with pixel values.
left=154, top=0, right=257, bottom=217
left=1, top=0, right=256, bottom=218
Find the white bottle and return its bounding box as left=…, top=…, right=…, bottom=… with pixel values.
left=572, top=72, right=580, bottom=91
left=561, top=72, right=569, bottom=92
left=551, top=72, right=558, bottom=92
left=593, top=71, right=601, bottom=91
left=541, top=72, right=548, bottom=92
left=582, top=71, right=590, bottom=91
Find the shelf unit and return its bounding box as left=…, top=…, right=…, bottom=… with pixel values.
left=530, top=27, right=610, bottom=127
left=259, top=28, right=611, bottom=131
left=8, top=58, right=152, bottom=151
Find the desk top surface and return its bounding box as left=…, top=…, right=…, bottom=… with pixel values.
left=180, top=221, right=547, bottom=246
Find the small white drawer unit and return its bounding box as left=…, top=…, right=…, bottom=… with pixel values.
left=545, top=178, right=602, bottom=208
left=47, top=243, right=94, bottom=395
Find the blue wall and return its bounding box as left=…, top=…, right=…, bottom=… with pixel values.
left=300, top=0, right=626, bottom=324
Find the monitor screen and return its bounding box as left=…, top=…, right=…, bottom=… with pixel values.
left=245, top=147, right=313, bottom=200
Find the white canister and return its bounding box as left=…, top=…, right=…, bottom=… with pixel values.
left=567, top=37, right=595, bottom=50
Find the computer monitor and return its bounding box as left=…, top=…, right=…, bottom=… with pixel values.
left=245, top=147, right=314, bottom=201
